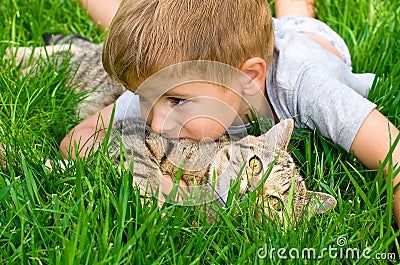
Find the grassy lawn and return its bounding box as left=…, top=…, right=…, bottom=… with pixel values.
left=0, top=0, right=399, bottom=264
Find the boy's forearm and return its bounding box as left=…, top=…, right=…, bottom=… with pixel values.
left=383, top=155, right=400, bottom=225
left=60, top=127, right=105, bottom=159
left=350, top=110, right=400, bottom=226
left=392, top=172, right=400, bottom=224
left=60, top=104, right=115, bottom=159
left=384, top=144, right=400, bottom=225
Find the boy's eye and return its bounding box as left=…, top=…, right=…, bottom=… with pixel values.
left=168, top=97, right=187, bottom=106
left=139, top=95, right=150, bottom=103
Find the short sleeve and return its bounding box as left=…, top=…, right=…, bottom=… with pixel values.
left=114, top=91, right=141, bottom=122
left=295, top=64, right=376, bottom=151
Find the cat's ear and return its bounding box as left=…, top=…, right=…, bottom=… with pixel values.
left=306, top=191, right=337, bottom=214
left=260, top=118, right=294, bottom=151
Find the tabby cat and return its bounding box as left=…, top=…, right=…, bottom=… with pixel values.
left=5, top=34, right=126, bottom=119
left=110, top=117, right=337, bottom=222
left=6, top=35, right=337, bottom=222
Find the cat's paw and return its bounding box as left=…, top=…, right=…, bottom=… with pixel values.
left=45, top=159, right=74, bottom=172
left=4, top=46, right=37, bottom=69
left=5, top=44, right=72, bottom=70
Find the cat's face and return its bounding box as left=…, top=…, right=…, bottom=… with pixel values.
left=211, top=119, right=337, bottom=223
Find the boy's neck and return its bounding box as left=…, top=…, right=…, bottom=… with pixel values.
left=235, top=81, right=276, bottom=125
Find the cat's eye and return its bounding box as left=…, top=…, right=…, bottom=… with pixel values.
left=248, top=155, right=263, bottom=175
left=267, top=195, right=283, bottom=211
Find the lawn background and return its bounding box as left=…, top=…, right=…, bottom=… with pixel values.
left=0, top=0, right=399, bottom=264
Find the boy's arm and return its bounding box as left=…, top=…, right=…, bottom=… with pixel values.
left=350, top=109, right=400, bottom=221
left=60, top=103, right=115, bottom=159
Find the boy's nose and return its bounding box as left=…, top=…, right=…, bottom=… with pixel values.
left=149, top=111, right=165, bottom=135
left=148, top=106, right=173, bottom=135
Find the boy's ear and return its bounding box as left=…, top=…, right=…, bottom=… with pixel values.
left=240, top=57, right=267, bottom=96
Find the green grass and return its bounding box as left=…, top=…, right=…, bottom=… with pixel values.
left=1, top=0, right=399, bottom=264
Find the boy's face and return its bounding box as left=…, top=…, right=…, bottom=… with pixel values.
left=139, top=81, right=245, bottom=141
left=133, top=60, right=270, bottom=141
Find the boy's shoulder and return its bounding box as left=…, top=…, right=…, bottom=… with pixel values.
left=266, top=30, right=376, bottom=152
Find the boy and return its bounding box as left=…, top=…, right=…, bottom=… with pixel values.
left=61, top=0, right=400, bottom=222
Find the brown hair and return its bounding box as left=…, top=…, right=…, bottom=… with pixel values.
left=103, top=0, right=274, bottom=92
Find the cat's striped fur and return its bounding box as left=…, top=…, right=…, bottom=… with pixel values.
left=5, top=35, right=126, bottom=119
left=110, top=117, right=337, bottom=221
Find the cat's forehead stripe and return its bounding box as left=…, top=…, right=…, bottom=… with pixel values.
left=144, top=138, right=159, bottom=159
left=235, top=142, right=256, bottom=149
